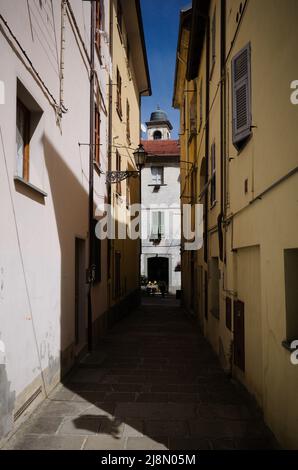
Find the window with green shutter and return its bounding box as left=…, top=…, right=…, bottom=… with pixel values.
left=231, top=43, right=252, bottom=148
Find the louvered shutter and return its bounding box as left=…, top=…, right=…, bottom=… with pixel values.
left=158, top=212, right=165, bottom=237
left=151, top=212, right=159, bottom=239
left=232, top=43, right=252, bottom=146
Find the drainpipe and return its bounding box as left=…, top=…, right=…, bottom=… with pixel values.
left=219, top=0, right=226, bottom=263
left=204, top=16, right=210, bottom=320
left=87, top=1, right=95, bottom=352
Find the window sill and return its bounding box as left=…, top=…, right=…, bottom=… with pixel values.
left=14, top=176, right=47, bottom=197
left=282, top=340, right=298, bottom=353
left=148, top=184, right=167, bottom=187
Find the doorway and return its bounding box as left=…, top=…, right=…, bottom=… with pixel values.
left=75, top=238, right=86, bottom=353
left=147, top=257, right=169, bottom=289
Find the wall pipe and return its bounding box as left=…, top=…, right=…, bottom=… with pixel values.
left=87, top=1, right=96, bottom=352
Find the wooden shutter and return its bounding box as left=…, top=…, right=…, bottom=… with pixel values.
left=232, top=43, right=252, bottom=146
left=94, top=102, right=100, bottom=164
left=126, top=100, right=130, bottom=142
left=95, top=0, right=102, bottom=54
left=116, top=150, right=121, bottom=195
left=116, top=68, right=122, bottom=118
left=199, top=80, right=203, bottom=130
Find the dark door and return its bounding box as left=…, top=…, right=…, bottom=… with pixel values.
left=75, top=238, right=86, bottom=351
left=234, top=300, right=245, bottom=371
left=147, top=257, right=169, bottom=288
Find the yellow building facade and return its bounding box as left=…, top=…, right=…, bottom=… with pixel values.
left=108, top=0, right=151, bottom=322
left=173, top=0, right=298, bottom=449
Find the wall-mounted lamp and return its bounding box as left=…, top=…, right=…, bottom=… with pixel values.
left=106, top=144, right=147, bottom=184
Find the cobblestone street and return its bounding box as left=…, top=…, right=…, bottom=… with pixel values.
left=4, top=298, right=279, bottom=450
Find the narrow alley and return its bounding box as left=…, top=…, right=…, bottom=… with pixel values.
left=4, top=298, right=278, bottom=451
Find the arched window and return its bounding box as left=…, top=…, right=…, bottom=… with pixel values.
left=153, top=130, right=162, bottom=140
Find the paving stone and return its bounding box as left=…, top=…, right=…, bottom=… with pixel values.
left=38, top=400, right=92, bottom=417
left=115, top=403, right=197, bottom=419
left=7, top=435, right=85, bottom=450
left=144, top=420, right=189, bottom=437
left=169, top=438, right=211, bottom=450
left=99, top=417, right=124, bottom=438
left=71, top=391, right=107, bottom=403
left=58, top=416, right=101, bottom=435
left=23, top=416, right=62, bottom=435
left=210, top=439, right=236, bottom=450
left=82, top=402, right=115, bottom=417
left=83, top=435, right=126, bottom=450
left=68, top=369, right=105, bottom=383
left=136, top=393, right=168, bottom=403
left=197, top=404, right=252, bottom=421
left=122, top=419, right=144, bottom=437
left=188, top=419, right=264, bottom=439
left=126, top=436, right=168, bottom=450
left=104, top=392, right=136, bottom=402
left=5, top=297, right=279, bottom=450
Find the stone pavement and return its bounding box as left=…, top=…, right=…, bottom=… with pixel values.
left=4, top=296, right=279, bottom=450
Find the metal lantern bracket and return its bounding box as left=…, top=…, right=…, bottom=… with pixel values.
left=106, top=170, right=139, bottom=184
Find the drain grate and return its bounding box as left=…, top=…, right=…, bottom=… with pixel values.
left=14, top=386, right=42, bottom=422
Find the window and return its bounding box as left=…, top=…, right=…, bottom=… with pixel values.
left=153, top=130, right=162, bottom=140
left=116, top=150, right=121, bottom=195
left=117, top=0, right=123, bottom=37
left=210, top=142, right=216, bottom=205
left=199, top=80, right=203, bottom=130
left=150, top=211, right=165, bottom=240
left=114, top=251, right=121, bottom=298
left=16, top=99, right=30, bottom=181
left=284, top=249, right=298, bottom=343
left=94, top=101, right=100, bottom=165
left=151, top=166, right=163, bottom=185
left=210, top=8, right=216, bottom=77
left=95, top=0, right=104, bottom=57
left=116, top=68, right=122, bottom=119
left=92, top=219, right=101, bottom=283
left=126, top=100, right=130, bottom=143
left=231, top=43, right=252, bottom=148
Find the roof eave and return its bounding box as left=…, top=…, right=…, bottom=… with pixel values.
left=172, top=7, right=192, bottom=109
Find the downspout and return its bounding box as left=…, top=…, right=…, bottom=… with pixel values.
left=107, top=0, right=113, bottom=307
left=87, top=1, right=95, bottom=352
left=218, top=0, right=226, bottom=262
left=204, top=16, right=210, bottom=320
left=58, top=0, right=68, bottom=127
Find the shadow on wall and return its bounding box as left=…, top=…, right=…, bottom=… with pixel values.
left=43, top=133, right=89, bottom=378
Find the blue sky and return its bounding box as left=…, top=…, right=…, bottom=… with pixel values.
left=140, top=0, right=189, bottom=139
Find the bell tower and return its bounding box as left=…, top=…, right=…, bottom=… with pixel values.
left=146, top=106, right=173, bottom=140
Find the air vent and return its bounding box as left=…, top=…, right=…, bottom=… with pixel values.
left=14, top=386, right=42, bottom=422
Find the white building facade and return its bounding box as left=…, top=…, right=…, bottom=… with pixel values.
left=0, top=0, right=111, bottom=443
left=141, top=110, right=181, bottom=294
